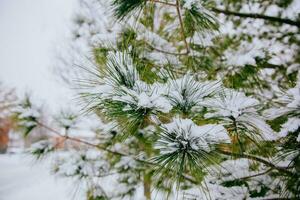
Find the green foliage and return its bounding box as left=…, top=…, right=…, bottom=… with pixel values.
left=268, top=115, right=288, bottom=132
left=105, top=52, right=138, bottom=88
left=102, top=99, right=151, bottom=136
left=88, top=196, right=107, bottom=200
left=93, top=47, right=108, bottom=66
left=47, top=0, right=300, bottom=198
left=29, top=140, right=54, bottom=159
left=249, top=185, right=269, bottom=198
left=112, top=0, right=146, bottom=20
left=14, top=96, right=40, bottom=137
left=183, top=4, right=219, bottom=35
left=221, top=179, right=247, bottom=187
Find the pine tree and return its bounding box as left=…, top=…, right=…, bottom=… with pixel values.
left=18, top=0, right=300, bottom=199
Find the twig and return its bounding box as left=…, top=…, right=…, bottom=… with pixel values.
left=218, top=150, right=294, bottom=176
left=147, top=0, right=189, bottom=55
left=260, top=198, right=293, bottom=200
left=150, top=0, right=176, bottom=7
left=228, top=167, right=273, bottom=182
left=150, top=45, right=189, bottom=56
left=212, top=7, right=300, bottom=28
left=175, top=0, right=190, bottom=54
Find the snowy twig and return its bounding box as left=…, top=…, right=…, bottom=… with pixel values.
left=212, top=7, right=300, bottom=28
left=218, top=150, right=294, bottom=176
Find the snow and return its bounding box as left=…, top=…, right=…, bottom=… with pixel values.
left=203, top=89, right=260, bottom=119
left=204, top=89, right=277, bottom=141
left=84, top=53, right=173, bottom=113
left=183, top=0, right=199, bottom=10
left=136, top=23, right=177, bottom=53
left=190, top=31, right=218, bottom=47
left=182, top=0, right=214, bottom=19
left=167, top=74, right=221, bottom=111
left=52, top=150, right=110, bottom=185
left=279, top=117, right=300, bottom=137
left=136, top=90, right=171, bottom=113
left=110, top=80, right=172, bottom=113
left=18, top=109, right=40, bottom=119
left=0, top=153, right=81, bottom=200
left=135, top=23, right=180, bottom=65
left=115, top=156, right=137, bottom=170
left=156, top=117, right=230, bottom=154
left=264, top=83, right=300, bottom=120
left=30, top=140, right=54, bottom=154
left=224, top=39, right=265, bottom=67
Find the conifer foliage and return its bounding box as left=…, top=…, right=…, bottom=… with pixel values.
left=18, top=0, right=300, bottom=199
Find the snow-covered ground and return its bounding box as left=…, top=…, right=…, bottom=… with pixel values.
left=0, top=153, right=83, bottom=200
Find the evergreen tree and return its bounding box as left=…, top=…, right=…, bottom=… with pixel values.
left=19, top=0, right=300, bottom=199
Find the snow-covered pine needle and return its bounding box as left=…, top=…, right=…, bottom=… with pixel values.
left=166, top=74, right=221, bottom=114
left=153, top=117, right=230, bottom=182
left=203, top=89, right=277, bottom=142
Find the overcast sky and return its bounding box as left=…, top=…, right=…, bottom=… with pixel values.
left=0, top=0, right=78, bottom=112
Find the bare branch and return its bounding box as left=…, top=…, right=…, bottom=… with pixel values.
left=212, top=7, right=300, bottom=28
left=218, top=150, right=294, bottom=176
left=176, top=0, right=190, bottom=54
left=150, top=0, right=176, bottom=7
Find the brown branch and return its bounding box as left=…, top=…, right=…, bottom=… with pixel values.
left=147, top=0, right=189, bottom=56
left=212, top=7, right=300, bottom=28
left=230, top=167, right=273, bottom=181
left=150, top=0, right=176, bottom=7
left=218, top=150, right=293, bottom=176
left=176, top=0, right=190, bottom=54
left=37, top=121, right=127, bottom=157
left=150, top=45, right=189, bottom=56
left=260, top=198, right=293, bottom=200
left=37, top=121, right=198, bottom=184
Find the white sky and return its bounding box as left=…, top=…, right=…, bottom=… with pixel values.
left=0, top=0, right=78, bottom=112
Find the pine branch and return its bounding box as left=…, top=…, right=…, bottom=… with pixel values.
left=211, top=7, right=300, bottom=28
left=36, top=121, right=199, bottom=184
left=112, top=0, right=147, bottom=20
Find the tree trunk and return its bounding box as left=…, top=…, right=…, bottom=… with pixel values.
left=143, top=172, right=152, bottom=200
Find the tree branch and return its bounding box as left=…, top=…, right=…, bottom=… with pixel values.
left=212, top=7, right=300, bottom=28
left=176, top=0, right=190, bottom=54
left=150, top=0, right=176, bottom=7
left=148, top=43, right=189, bottom=56
left=230, top=167, right=273, bottom=181
left=218, top=150, right=293, bottom=176
left=147, top=0, right=190, bottom=55
left=260, top=198, right=293, bottom=200
left=36, top=121, right=198, bottom=184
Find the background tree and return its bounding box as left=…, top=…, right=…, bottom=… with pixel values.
left=0, top=83, right=17, bottom=153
